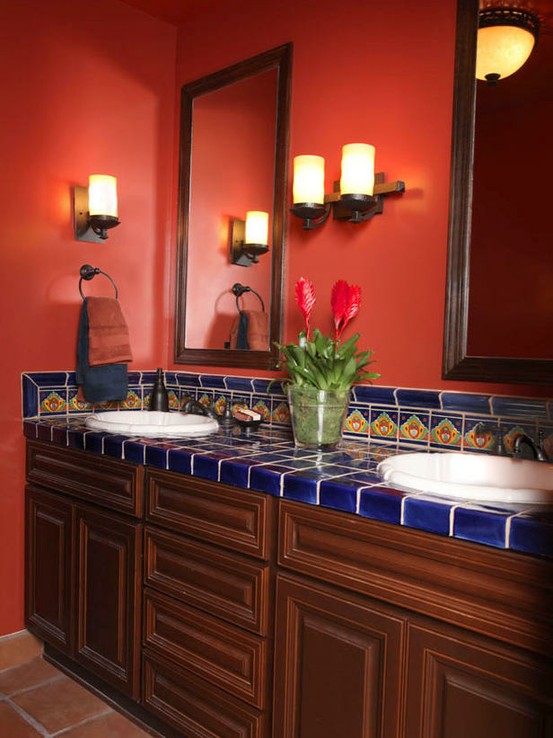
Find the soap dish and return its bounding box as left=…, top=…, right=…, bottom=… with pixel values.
left=234, top=417, right=262, bottom=431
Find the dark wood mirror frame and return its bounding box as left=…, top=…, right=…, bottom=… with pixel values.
left=174, top=44, right=292, bottom=369
left=442, top=0, right=551, bottom=385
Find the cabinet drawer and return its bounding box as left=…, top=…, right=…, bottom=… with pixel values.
left=144, top=526, right=272, bottom=635
left=145, top=469, right=274, bottom=560
left=26, top=441, right=143, bottom=518
left=143, top=650, right=268, bottom=738
left=143, top=588, right=268, bottom=708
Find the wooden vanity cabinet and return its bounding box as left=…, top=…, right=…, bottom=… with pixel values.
left=142, top=468, right=276, bottom=738
left=25, top=441, right=143, bottom=699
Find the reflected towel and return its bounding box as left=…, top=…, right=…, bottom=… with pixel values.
left=76, top=299, right=128, bottom=403
left=229, top=312, right=250, bottom=350
left=86, top=296, right=133, bottom=366
left=243, top=310, right=269, bottom=351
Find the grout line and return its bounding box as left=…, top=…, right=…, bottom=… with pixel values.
left=50, top=707, right=113, bottom=736
left=4, top=697, right=52, bottom=737
left=3, top=673, right=66, bottom=697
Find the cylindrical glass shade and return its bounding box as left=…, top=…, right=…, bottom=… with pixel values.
left=293, top=155, right=325, bottom=205
left=476, top=25, right=536, bottom=81
left=340, top=143, right=375, bottom=196
left=245, top=210, right=269, bottom=245
left=88, top=175, right=118, bottom=217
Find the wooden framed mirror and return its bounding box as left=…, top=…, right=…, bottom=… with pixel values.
left=443, top=0, right=552, bottom=384
left=174, top=43, right=292, bottom=368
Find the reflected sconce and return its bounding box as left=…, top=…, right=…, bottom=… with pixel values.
left=230, top=210, right=269, bottom=266
left=476, top=7, right=540, bottom=86
left=290, top=144, right=405, bottom=230
left=73, top=174, right=120, bottom=242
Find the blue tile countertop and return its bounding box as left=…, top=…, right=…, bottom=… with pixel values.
left=23, top=415, right=553, bottom=559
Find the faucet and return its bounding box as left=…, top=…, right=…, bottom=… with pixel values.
left=512, top=431, right=548, bottom=462
left=473, top=422, right=506, bottom=455
left=181, top=395, right=218, bottom=421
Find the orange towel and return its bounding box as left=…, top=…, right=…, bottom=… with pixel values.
left=243, top=310, right=269, bottom=351
left=86, top=296, right=133, bottom=366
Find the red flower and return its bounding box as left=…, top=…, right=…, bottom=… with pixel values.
left=295, top=277, right=316, bottom=337
left=331, top=280, right=361, bottom=340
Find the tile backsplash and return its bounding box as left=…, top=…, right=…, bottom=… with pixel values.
left=22, top=370, right=553, bottom=454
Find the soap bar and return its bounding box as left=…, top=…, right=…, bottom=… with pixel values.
left=234, top=408, right=262, bottom=422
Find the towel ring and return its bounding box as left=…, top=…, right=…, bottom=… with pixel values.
left=232, top=282, right=265, bottom=312
left=79, top=264, right=119, bottom=300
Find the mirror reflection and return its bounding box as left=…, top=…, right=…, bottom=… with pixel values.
left=175, top=44, right=292, bottom=369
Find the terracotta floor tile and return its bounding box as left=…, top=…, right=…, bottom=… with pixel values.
left=61, top=710, right=152, bottom=737
left=11, top=674, right=111, bottom=733
left=0, top=632, right=42, bottom=670
left=0, top=701, right=43, bottom=738
left=0, top=656, right=62, bottom=695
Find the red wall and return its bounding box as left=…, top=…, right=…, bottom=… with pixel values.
left=0, top=0, right=177, bottom=635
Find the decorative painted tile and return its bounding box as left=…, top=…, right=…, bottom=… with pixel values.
left=399, top=413, right=429, bottom=443
left=503, top=424, right=535, bottom=455
left=370, top=410, right=398, bottom=440
left=121, top=390, right=142, bottom=410
left=197, top=392, right=214, bottom=410
left=463, top=417, right=496, bottom=451
left=166, top=390, right=179, bottom=410
left=252, top=397, right=271, bottom=421
left=272, top=401, right=290, bottom=424
left=430, top=414, right=463, bottom=448
left=39, top=391, right=67, bottom=415
left=67, top=391, right=90, bottom=413
left=344, top=407, right=369, bottom=435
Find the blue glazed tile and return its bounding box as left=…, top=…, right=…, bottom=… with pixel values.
left=491, top=396, right=548, bottom=420
left=403, top=497, right=451, bottom=536
left=283, top=473, right=318, bottom=504
left=193, top=454, right=219, bottom=481
left=359, top=486, right=404, bottom=524
left=66, top=372, right=77, bottom=386
left=225, top=377, right=254, bottom=392
left=250, top=465, right=285, bottom=495
left=140, top=371, right=157, bottom=384
left=52, top=426, right=68, bottom=444
left=23, top=420, right=38, bottom=439
left=510, top=513, right=553, bottom=557
left=319, top=479, right=358, bottom=513
left=199, top=374, right=226, bottom=390
left=84, top=432, right=105, bottom=453
left=453, top=508, right=507, bottom=548
left=127, top=371, right=142, bottom=384
left=67, top=429, right=85, bottom=449
left=145, top=445, right=168, bottom=469
left=25, top=372, right=69, bottom=387
left=253, top=378, right=285, bottom=396
left=167, top=449, right=192, bottom=475
left=440, top=392, right=491, bottom=415
left=346, top=470, right=382, bottom=485
left=22, top=375, right=39, bottom=418
left=124, top=441, right=145, bottom=464
left=353, top=385, right=396, bottom=405
left=396, top=389, right=441, bottom=410
left=220, top=460, right=253, bottom=488
left=103, top=435, right=125, bottom=458
left=37, top=424, right=53, bottom=442
left=176, top=373, right=201, bottom=388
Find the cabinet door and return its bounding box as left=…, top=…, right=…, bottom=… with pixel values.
left=75, top=505, right=142, bottom=699
left=25, top=486, right=74, bottom=654
left=405, top=622, right=553, bottom=738
left=273, top=573, right=405, bottom=738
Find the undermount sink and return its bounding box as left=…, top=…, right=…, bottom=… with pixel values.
left=84, top=410, right=219, bottom=438
left=377, top=451, right=553, bottom=504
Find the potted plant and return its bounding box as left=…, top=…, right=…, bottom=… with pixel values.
left=276, top=278, right=379, bottom=449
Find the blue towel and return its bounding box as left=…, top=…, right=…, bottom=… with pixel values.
left=77, top=299, right=128, bottom=402
left=236, top=312, right=249, bottom=350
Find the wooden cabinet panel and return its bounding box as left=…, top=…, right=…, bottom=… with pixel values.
left=144, top=588, right=268, bottom=708
left=144, top=526, right=271, bottom=635
left=405, top=622, right=553, bottom=738
left=146, top=469, right=274, bottom=560
left=27, top=441, right=143, bottom=517
left=273, top=573, right=405, bottom=738
left=143, top=650, right=268, bottom=738
left=76, top=506, right=142, bottom=699
left=25, top=486, right=74, bottom=654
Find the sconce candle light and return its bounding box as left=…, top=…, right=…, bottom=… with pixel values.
left=290, top=143, right=405, bottom=230
left=73, top=174, right=120, bottom=242
left=230, top=210, right=270, bottom=266
left=476, top=7, right=540, bottom=86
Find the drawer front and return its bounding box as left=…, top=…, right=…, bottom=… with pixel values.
left=26, top=441, right=143, bottom=517
left=144, top=526, right=272, bottom=635
left=143, top=650, right=269, bottom=738
left=143, top=588, right=268, bottom=708
left=145, top=469, right=274, bottom=560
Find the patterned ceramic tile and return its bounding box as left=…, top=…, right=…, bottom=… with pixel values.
left=399, top=413, right=429, bottom=444
left=370, top=410, right=398, bottom=440
left=272, top=400, right=290, bottom=425
left=39, top=391, right=67, bottom=415
left=430, top=414, right=463, bottom=448
left=344, top=407, right=369, bottom=435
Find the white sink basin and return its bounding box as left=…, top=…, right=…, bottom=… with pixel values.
left=377, top=451, right=553, bottom=504
left=85, top=411, right=218, bottom=438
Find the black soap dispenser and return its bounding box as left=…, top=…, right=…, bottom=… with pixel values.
left=150, top=368, right=169, bottom=412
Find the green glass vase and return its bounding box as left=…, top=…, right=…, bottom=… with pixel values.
left=287, top=385, right=350, bottom=450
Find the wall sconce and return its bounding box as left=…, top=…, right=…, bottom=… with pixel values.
left=73, top=174, right=120, bottom=242
left=290, top=144, right=405, bottom=230
left=230, top=210, right=269, bottom=266
left=476, top=7, right=540, bottom=86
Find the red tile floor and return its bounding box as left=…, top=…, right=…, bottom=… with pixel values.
left=0, top=631, right=151, bottom=737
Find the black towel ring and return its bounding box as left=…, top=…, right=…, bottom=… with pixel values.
left=79, top=264, right=119, bottom=300
left=232, top=283, right=265, bottom=312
